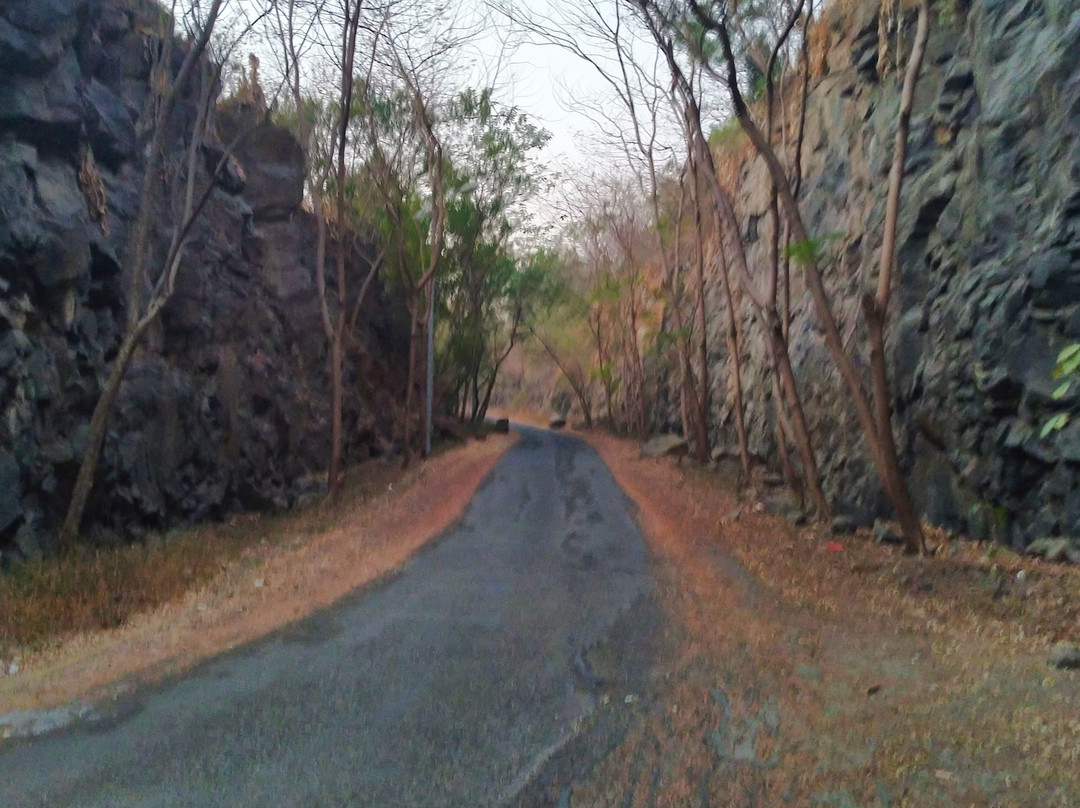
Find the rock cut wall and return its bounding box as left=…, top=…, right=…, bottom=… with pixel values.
left=700, top=0, right=1080, bottom=545
left=0, top=0, right=408, bottom=562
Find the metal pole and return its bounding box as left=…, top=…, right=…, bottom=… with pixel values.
left=424, top=278, right=435, bottom=458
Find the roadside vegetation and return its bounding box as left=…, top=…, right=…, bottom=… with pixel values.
left=1, top=432, right=515, bottom=712
left=1, top=433, right=494, bottom=657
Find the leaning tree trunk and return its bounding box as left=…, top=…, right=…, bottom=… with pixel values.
left=58, top=5, right=226, bottom=544
left=690, top=165, right=711, bottom=463
left=696, top=0, right=929, bottom=552
left=328, top=321, right=345, bottom=498
left=716, top=235, right=752, bottom=482
left=58, top=326, right=144, bottom=546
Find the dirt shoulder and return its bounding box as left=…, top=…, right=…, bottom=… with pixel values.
left=0, top=434, right=516, bottom=719
left=526, top=430, right=1080, bottom=808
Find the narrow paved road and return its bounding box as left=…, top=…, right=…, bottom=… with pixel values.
left=0, top=427, right=658, bottom=807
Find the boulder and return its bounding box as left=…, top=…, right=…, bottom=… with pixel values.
left=92, top=0, right=135, bottom=41
left=640, top=434, right=689, bottom=460
left=433, top=415, right=467, bottom=442
left=0, top=0, right=410, bottom=560
left=873, top=520, right=905, bottom=545
left=713, top=457, right=743, bottom=479
left=1026, top=537, right=1077, bottom=564
left=13, top=520, right=42, bottom=562
left=493, top=417, right=510, bottom=434
left=25, top=160, right=93, bottom=289
left=249, top=219, right=315, bottom=300
left=1048, top=641, right=1080, bottom=670
left=830, top=515, right=858, bottom=535
left=3, top=0, right=88, bottom=38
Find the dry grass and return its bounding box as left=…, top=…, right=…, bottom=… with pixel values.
left=808, top=13, right=833, bottom=79
left=0, top=433, right=516, bottom=713
left=0, top=460, right=402, bottom=655
left=818, top=0, right=870, bottom=29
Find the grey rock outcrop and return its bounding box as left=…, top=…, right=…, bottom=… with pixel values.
left=639, top=434, right=689, bottom=460
left=0, top=0, right=408, bottom=562
left=675, top=0, right=1080, bottom=549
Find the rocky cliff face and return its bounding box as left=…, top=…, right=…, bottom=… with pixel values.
left=0, top=0, right=408, bottom=563
left=697, top=0, right=1080, bottom=545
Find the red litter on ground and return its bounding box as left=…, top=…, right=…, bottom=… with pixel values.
left=824, top=541, right=844, bottom=552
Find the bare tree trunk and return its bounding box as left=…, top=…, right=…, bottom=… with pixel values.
left=631, top=1, right=826, bottom=513
left=669, top=167, right=704, bottom=455
left=325, top=0, right=364, bottom=499
left=865, top=0, right=931, bottom=551
left=690, top=162, right=711, bottom=463
left=59, top=5, right=229, bottom=545
left=703, top=143, right=829, bottom=519
left=328, top=321, right=345, bottom=495
left=628, top=295, right=648, bottom=437
left=395, top=52, right=447, bottom=466
left=478, top=370, right=498, bottom=422
left=60, top=324, right=144, bottom=546
left=717, top=243, right=751, bottom=482
left=534, top=330, right=593, bottom=429
left=771, top=373, right=802, bottom=503
left=588, top=309, right=615, bottom=426
left=692, top=0, right=928, bottom=552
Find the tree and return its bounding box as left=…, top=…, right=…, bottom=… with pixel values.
left=60, top=0, right=261, bottom=545
left=532, top=318, right=596, bottom=430
left=385, top=26, right=449, bottom=465
left=631, top=0, right=829, bottom=517
left=434, top=91, right=551, bottom=424
left=273, top=0, right=385, bottom=500
left=687, top=0, right=932, bottom=553
left=472, top=249, right=563, bottom=422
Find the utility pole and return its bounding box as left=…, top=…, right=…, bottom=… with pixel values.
left=424, top=278, right=435, bottom=457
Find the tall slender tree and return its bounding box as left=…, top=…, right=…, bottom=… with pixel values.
left=686, top=0, right=932, bottom=552
left=60, top=0, right=259, bottom=544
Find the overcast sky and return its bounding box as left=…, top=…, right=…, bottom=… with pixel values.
left=227, top=0, right=700, bottom=226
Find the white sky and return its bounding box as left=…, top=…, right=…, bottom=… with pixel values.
left=229, top=0, right=700, bottom=229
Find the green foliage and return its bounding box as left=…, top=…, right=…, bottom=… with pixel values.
left=1041, top=344, right=1080, bottom=437
left=1052, top=344, right=1080, bottom=391
left=427, top=92, right=554, bottom=420
left=1042, top=413, right=1070, bottom=438
left=784, top=232, right=845, bottom=266
left=587, top=275, right=622, bottom=306
left=938, top=0, right=962, bottom=27
left=708, top=118, right=745, bottom=152
left=590, top=361, right=619, bottom=389
left=653, top=326, right=691, bottom=352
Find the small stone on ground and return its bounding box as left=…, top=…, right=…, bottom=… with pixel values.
left=1048, top=641, right=1080, bottom=670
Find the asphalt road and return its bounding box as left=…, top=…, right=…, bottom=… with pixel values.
left=0, top=427, right=658, bottom=807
